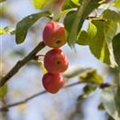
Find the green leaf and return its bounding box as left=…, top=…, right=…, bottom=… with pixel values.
left=77, top=21, right=97, bottom=46
left=16, top=11, right=52, bottom=44
left=77, top=10, right=119, bottom=66
left=0, top=27, right=15, bottom=35
left=79, top=69, right=103, bottom=84
left=77, top=10, right=119, bottom=65
left=112, top=33, right=120, bottom=67
left=64, top=0, right=100, bottom=48
left=62, top=0, right=79, bottom=10
left=89, top=19, right=118, bottom=66
left=71, top=0, right=80, bottom=6
left=76, top=30, right=89, bottom=45
left=101, top=88, right=120, bottom=120
left=83, top=84, right=97, bottom=94
left=89, top=20, right=111, bottom=65
left=87, top=21, right=97, bottom=40
left=77, top=84, right=97, bottom=101
left=113, top=0, right=120, bottom=10
left=101, top=9, right=120, bottom=23
left=64, top=10, right=77, bottom=33
left=32, top=0, right=47, bottom=9
left=0, top=84, right=8, bottom=99
left=0, top=0, right=6, bottom=3
left=32, top=0, right=67, bottom=10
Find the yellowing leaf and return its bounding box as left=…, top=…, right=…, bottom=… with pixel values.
left=114, top=0, right=120, bottom=10
left=0, top=28, right=5, bottom=35
left=79, top=69, right=103, bottom=84
left=0, top=27, right=15, bottom=35
left=0, top=84, right=8, bottom=99
left=32, top=0, right=54, bottom=9
left=71, top=0, right=80, bottom=6
left=32, top=0, right=46, bottom=9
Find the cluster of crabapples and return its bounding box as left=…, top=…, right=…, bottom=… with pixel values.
left=42, top=21, right=69, bottom=94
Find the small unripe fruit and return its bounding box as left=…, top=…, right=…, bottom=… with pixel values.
left=43, top=22, right=66, bottom=48
left=44, top=49, right=69, bottom=73
left=42, top=73, right=64, bottom=94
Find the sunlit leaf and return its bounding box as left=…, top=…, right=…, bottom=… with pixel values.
left=89, top=20, right=111, bottom=65
left=64, top=0, right=100, bottom=48
left=89, top=19, right=118, bottom=66
left=77, top=9, right=119, bottom=66
left=77, top=21, right=97, bottom=46
left=76, top=30, right=89, bottom=45
left=0, top=27, right=15, bottom=35
left=71, top=0, right=80, bottom=6
left=32, top=0, right=65, bottom=10
left=79, top=69, right=103, bottom=84
left=16, top=11, right=52, bottom=44
left=0, top=28, right=5, bottom=35
left=62, top=0, right=79, bottom=10
left=32, top=0, right=47, bottom=9
left=113, top=0, right=120, bottom=10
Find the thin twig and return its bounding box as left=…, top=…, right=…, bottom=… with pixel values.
left=0, top=42, right=45, bottom=87
left=0, top=91, right=47, bottom=112
left=0, top=82, right=81, bottom=111
left=0, top=82, right=113, bottom=112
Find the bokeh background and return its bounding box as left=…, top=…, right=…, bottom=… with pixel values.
left=0, top=0, right=115, bottom=120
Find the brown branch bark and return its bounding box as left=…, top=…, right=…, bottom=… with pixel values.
left=0, top=42, right=45, bottom=87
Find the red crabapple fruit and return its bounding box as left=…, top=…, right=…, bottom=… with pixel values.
left=44, top=48, right=68, bottom=73
left=43, top=22, right=66, bottom=48
left=42, top=73, right=64, bottom=94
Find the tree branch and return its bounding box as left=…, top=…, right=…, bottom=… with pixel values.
left=0, top=42, right=45, bottom=87
left=0, top=81, right=81, bottom=111
left=0, top=82, right=113, bottom=112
